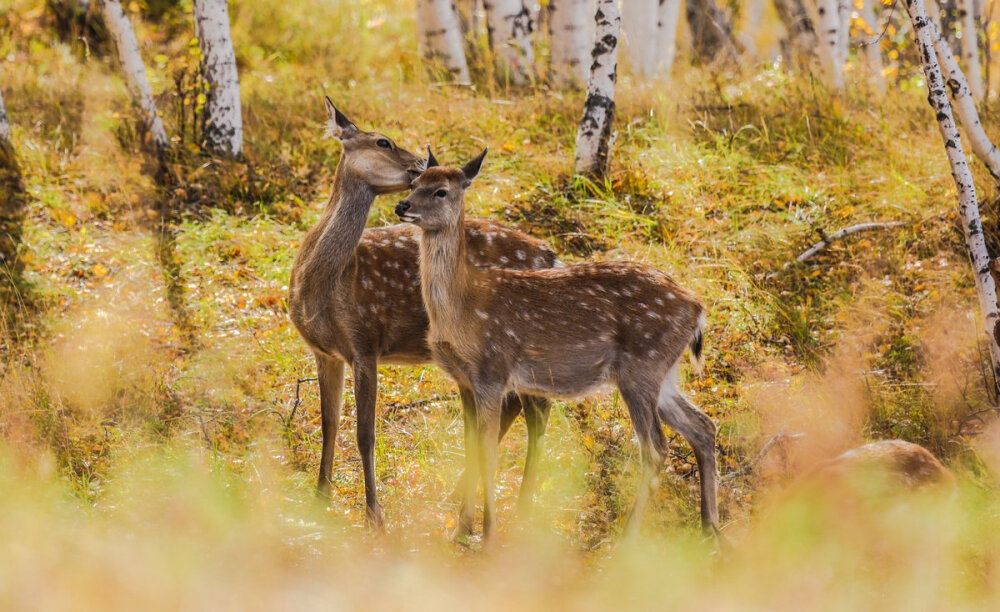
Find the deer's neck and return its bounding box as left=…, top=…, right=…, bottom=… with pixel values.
left=419, top=211, right=471, bottom=337
left=298, top=166, right=375, bottom=306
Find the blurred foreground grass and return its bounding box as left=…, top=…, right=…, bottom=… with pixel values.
left=1, top=0, right=1000, bottom=607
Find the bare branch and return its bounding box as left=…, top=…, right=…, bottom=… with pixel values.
left=796, top=221, right=907, bottom=263
left=722, top=431, right=806, bottom=482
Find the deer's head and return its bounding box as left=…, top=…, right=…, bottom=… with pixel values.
left=324, top=97, right=425, bottom=194
left=395, top=148, right=487, bottom=230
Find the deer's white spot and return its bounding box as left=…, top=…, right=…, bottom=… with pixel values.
left=516, top=250, right=526, bottom=260
left=475, top=309, right=489, bottom=320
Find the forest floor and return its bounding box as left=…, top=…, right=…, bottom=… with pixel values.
left=2, top=0, right=1000, bottom=608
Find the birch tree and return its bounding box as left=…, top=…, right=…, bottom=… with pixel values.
left=957, top=0, right=984, bottom=100
left=484, top=0, right=536, bottom=85
left=99, top=0, right=169, bottom=151
left=416, top=0, right=471, bottom=83
left=805, top=0, right=848, bottom=89
left=622, top=0, right=658, bottom=77
left=925, top=7, right=1000, bottom=180
left=686, top=0, right=738, bottom=63
left=772, top=0, right=817, bottom=59
left=655, top=0, right=684, bottom=76
left=0, top=87, right=27, bottom=294
left=857, top=0, right=886, bottom=93
left=193, top=0, right=243, bottom=157
left=548, top=0, right=593, bottom=86
left=574, top=0, right=620, bottom=177
left=0, top=88, right=10, bottom=143
left=902, top=0, right=1000, bottom=396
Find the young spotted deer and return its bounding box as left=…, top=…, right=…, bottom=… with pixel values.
left=396, top=150, right=718, bottom=540
left=288, top=100, right=555, bottom=528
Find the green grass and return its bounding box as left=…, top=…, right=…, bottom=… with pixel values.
left=1, top=0, right=1000, bottom=607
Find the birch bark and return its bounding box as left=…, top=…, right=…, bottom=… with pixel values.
left=686, top=0, right=738, bottom=62
left=903, top=0, right=1000, bottom=395
left=99, top=0, right=169, bottom=151
left=773, top=0, right=818, bottom=58
left=193, top=0, right=243, bottom=157
left=926, top=14, right=1000, bottom=180
left=655, top=0, right=684, bottom=76
left=574, top=0, right=620, bottom=177
left=548, top=0, right=593, bottom=87
left=416, top=0, right=472, bottom=82
left=858, top=0, right=886, bottom=92
left=484, top=0, right=536, bottom=84
left=808, top=0, right=846, bottom=89
left=623, top=0, right=658, bottom=77
left=957, top=0, right=984, bottom=100
left=0, top=88, right=9, bottom=143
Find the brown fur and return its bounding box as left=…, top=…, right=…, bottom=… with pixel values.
left=814, top=440, right=953, bottom=489
left=398, top=153, right=718, bottom=540
left=288, top=102, right=557, bottom=527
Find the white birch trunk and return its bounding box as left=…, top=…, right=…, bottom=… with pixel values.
left=806, top=0, right=845, bottom=89
left=193, top=0, right=243, bottom=157
left=574, top=0, right=620, bottom=177
left=484, top=0, right=535, bottom=85
left=548, top=0, right=593, bottom=87
left=737, top=0, right=767, bottom=57
left=924, top=3, right=1000, bottom=179
left=99, top=0, right=169, bottom=151
left=903, top=0, right=1000, bottom=396
left=622, top=0, right=659, bottom=78
left=0, top=88, right=10, bottom=143
left=858, top=0, right=886, bottom=92
left=655, top=0, right=684, bottom=76
left=416, top=0, right=472, bottom=82
left=957, top=0, right=984, bottom=100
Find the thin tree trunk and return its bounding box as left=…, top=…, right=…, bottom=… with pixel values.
left=858, top=0, right=887, bottom=92
left=685, top=0, right=738, bottom=63
left=548, top=0, right=592, bottom=87
left=192, top=0, right=243, bottom=157
left=484, top=0, right=535, bottom=85
left=903, top=0, right=1000, bottom=396
left=574, top=0, right=620, bottom=177
left=99, top=0, right=169, bottom=151
left=957, top=0, right=985, bottom=99
left=737, top=0, right=767, bottom=57
left=416, top=0, right=472, bottom=82
left=804, top=0, right=845, bottom=89
left=773, top=0, right=818, bottom=60
left=924, top=11, right=1000, bottom=180
left=656, top=0, right=684, bottom=76
left=0, top=89, right=27, bottom=303
left=0, top=88, right=10, bottom=142
left=623, top=0, right=658, bottom=77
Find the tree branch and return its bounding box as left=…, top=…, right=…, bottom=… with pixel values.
left=796, top=221, right=907, bottom=263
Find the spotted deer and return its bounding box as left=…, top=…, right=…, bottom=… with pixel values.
left=396, top=149, right=718, bottom=540
left=288, top=100, right=556, bottom=528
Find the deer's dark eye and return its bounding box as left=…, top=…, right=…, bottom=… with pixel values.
left=435, top=189, right=448, bottom=198
left=376, top=138, right=391, bottom=149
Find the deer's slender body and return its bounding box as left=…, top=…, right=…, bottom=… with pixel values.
left=398, top=151, right=718, bottom=539
left=288, top=101, right=555, bottom=527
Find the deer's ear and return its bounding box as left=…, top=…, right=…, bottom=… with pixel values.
left=460, top=147, right=487, bottom=187
left=324, top=97, right=360, bottom=140
left=426, top=146, right=439, bottom=168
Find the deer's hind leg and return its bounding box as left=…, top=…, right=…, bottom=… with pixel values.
left=657, top=369, right=719, bottom=534
left=517, top=395, right=551, bottom=517
left=618, top=380, right=669, bottom=538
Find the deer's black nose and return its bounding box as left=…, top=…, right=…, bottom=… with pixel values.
left=395, top=201, right=410, bottom=216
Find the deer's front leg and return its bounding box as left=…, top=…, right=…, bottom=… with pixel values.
left=454, top=386, right=479, bottom=540
left=316, top=353, right=346, bottom=499
left=474, top=385, right=505, bottom=543
left=353, top=354, right=384, bottom=530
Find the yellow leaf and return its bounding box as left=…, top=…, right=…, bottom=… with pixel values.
left=92, top=264, right=108, bottom=279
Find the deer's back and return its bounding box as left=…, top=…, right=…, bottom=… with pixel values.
left=295, top=220, right=556, bottom=364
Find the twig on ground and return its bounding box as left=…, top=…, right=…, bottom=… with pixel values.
left=796, top=222, right=907, bottom=263
left=287, top=377, right=319, bottom=425
left=722, top=431, right=806, bottom=482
